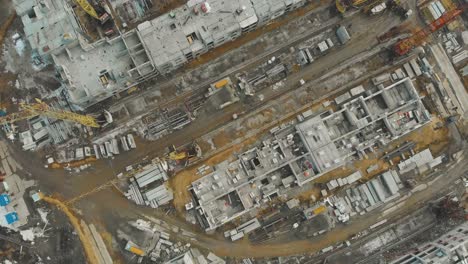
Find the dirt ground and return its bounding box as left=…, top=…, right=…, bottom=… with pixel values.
left=148, top=0, right=186, bottom=17
left=43, top=196, right=99, bottom=264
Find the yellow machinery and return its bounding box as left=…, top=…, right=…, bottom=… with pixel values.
left=0, top=99, right=100, bottom=128
left=336, top=0, right=370, bottom=13
left=169, top=145, right=188, bottom=160
left=167, top=143, right=202, bottom=161
left=336, top=0, right=346, bottom=13
left=75, top=0, right=110, bottom=23
left=75, top=0, right=99, bottom=19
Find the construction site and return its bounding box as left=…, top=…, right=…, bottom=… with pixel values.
left=0, top=0, right=467, bottom=263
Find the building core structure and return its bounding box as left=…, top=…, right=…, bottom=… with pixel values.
left=13, top=0, right=307, bottom=108
left=190, top=78, right=432, bottom=231
left=390, top=222, right=468, bottom=264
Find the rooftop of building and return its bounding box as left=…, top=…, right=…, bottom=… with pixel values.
left=137, top=0, right=257, bottom=69
left=14, top=0, right=307, bottom=107
left=13, top=0, right=80, bottom=56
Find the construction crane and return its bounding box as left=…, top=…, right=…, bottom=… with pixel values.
left=75, top=0, right=110, bottom=24
left=393, top=7, right=464, bottom=56
left=0, top=99, right=100, bottom=128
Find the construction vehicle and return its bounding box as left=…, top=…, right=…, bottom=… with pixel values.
left=336, top=0, right=370, bottom=13
left=75, top=0, right=111, bottom=24
left=0, top=99, right=100, bottom=128
left=393, top=7, right=464, bottom=56
left=125, top=241, right=145, bottom=256
left=167, top=143, right=202, bottom=161
left=362, top=0, right=387, bottom=14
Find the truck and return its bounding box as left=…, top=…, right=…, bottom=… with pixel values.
left=125, top=241, right=144, bottom=256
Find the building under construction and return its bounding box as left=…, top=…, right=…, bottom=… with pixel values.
left=390, top=222, right=468, bottom=264
left=190, top=77, right=432, bottom=231
left=13, top=0, right=308, bottom=108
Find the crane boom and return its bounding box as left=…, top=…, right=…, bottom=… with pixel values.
left=75, top=0, right=99, bottom=19
left=394, top=7, right=463, bottom=56
left=0, top=101, right=100, bottom=128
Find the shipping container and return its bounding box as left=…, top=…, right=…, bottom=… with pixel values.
left=33, top=128, right=48, bottom=141
left=127, top=134, right=137, bottom=149
left=105, top=142, right=113, bottom=157
left=305, top=48, right=314, bottom=63
left=403, top=63, right=415, bottom=78
left=410, top=59, right=422, bottom=76
left=93, top=145, right=101, bottom=159
left=121, top=136, right=130, bottom=151
left=427, top=5, right=439, bottom=20
left=84, top=146, right=92, bottom=157
left=75, top=148, right=84, bottom=160
left=435, top=1, right=445, bottom=15
left=111, top=138, right=120, bottom=155
left=99, top=144, right=107, bottom=158
left=318, top=41, right=328, bottom=53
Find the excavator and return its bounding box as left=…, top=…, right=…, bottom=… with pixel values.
left=167, top=143, right=202, bottom=163
left=75, top=0, right=111, bottom=24
left=0, top=99, right=101, bottom=128
left=336, top=0, right=370, bottom=13
left=393, top=6, right=465, bottom=56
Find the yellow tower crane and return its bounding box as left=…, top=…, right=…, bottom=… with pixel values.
left=0, top=99, right=100, bottom=128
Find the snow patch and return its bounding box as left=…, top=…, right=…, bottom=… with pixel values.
left=37, top=208, right=48, bottom=224
left=14, top=39, right=25, bottom=57
left=20, top=229, right=35, bottom=242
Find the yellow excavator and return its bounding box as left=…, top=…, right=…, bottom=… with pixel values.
left=75, top=0, right=110, bottom=24
left=0, top=99, right=100, bottom=128
left=167, top=143, right=202, bottom=161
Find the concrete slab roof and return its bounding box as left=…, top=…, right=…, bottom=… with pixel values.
left=137, top=0, right=258, bottom=71
left=15, top=0, right=80, bottom=56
